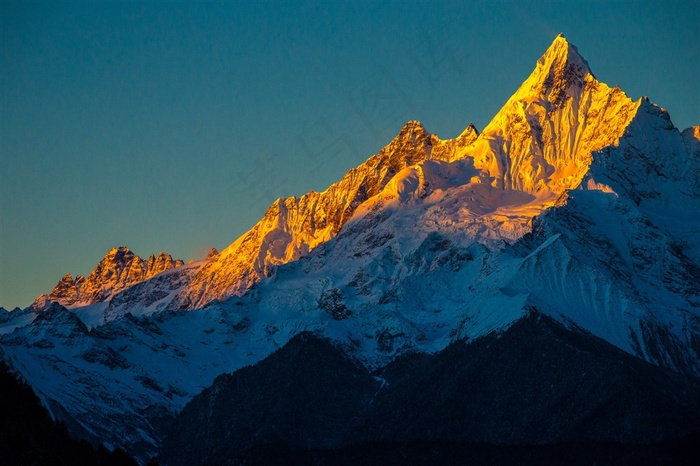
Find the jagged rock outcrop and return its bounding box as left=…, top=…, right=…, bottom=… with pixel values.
left=33, top=247, right=184, bottom=309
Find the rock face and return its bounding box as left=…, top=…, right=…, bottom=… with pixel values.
left=33, top=247, right=184, bottom=310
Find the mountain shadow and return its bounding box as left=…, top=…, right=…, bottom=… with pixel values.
left=159, top=312, right=700, bottom=465
left=158, top=332, right=379, bottom=466
left=0, top=360, right=138, bottom=466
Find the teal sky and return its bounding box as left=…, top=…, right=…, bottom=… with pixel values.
left=1, top=1, right=698, bottom=309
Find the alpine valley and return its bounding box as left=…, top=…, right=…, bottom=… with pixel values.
left=2, top=35, right=699, bottom=465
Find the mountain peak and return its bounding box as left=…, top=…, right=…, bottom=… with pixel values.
left=396, top=120, right=429, bottom=139
left=107, top=246, right=130, bottom=254
left=401, top=119, right=425, bottom=130
left=682, top=126, right=700, bottom=144
left=540, top=34, right=589, bottom=68
left=104, top=246, right=135, bottom=263
left=382, top=120, right=432, bottom=156
left=458, top=123, right=479, bottom=139
left=465, top=35, right=639, bottom=194
left=494, top=35, right=594, bottom=111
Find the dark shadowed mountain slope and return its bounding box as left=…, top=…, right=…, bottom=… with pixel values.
left=354, top=312, right=700, bottom=445
left=158, top=313, right=700, bottom=466
left=0, top=360, right=138, bottom=466
left=230, top=438, right=700, bottom=466
left=158, top=332, right=379, bottom=466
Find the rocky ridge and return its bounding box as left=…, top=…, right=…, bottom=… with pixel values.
left=33, top=247, right=184, bottom=310
left=166, top=120, right=479, bottom=309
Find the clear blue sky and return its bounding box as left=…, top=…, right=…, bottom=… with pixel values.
left=1, top=1, right=698, bottom=309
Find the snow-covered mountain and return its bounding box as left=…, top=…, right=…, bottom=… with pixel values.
left=33, top=35, right=671, bottom=314
left=166, top=120, right=480, bottom=310
left=1, top=35, right=699, bottom=463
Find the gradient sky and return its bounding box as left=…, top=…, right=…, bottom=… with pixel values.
left=1, top=1, right=698, bottom=309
